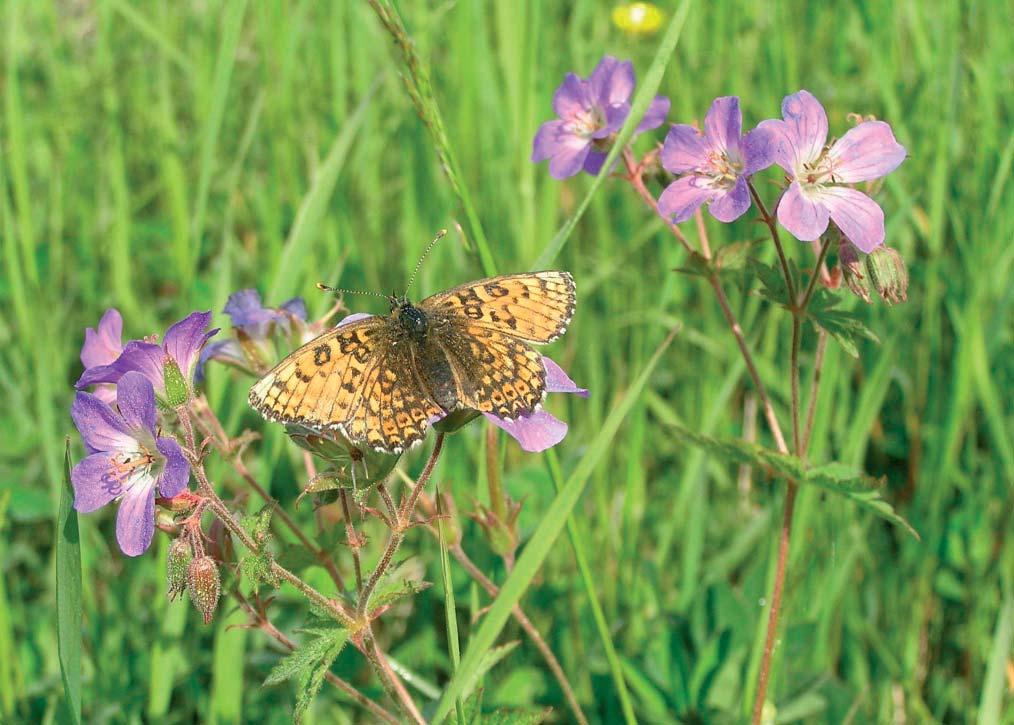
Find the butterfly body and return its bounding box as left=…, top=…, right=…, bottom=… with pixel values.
left=249, top=271, right=575, bottom=453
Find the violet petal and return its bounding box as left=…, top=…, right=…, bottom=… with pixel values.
left=81, top=309, right=124, bottom=369
left=589, top=56, right=634, bottom=108
left=740, top=126, right=776, bottom=175
left=71, top=453, right=122, bottom=513
left=484, top=410, right=568, bottom=453
left=163, top=311, right=217, bottom=382
left=708, top=176, right=752, bottom=223
left=661, top=125, right=710, bottom=174
left=71, top=392, right=136, bottom=454
left=116, top=481, right=156, bottom=556
left=548, top=137, right=592, bottom=180
left=552, top=73, right=589, bottom=118
left=776, top=182, right=830, bottom=241
left=543, top=357, right=589, bottom=397
left=703, top=96, right=742, bottom=156
left=817, top=187, right=886, bottom=253
left=532, top=119, right=570, bottom=162
left=658, top=176, right=715, bottom=224
left=156, top=437, right=190, bottom=498
left=637, top=96, right=671, bottom=133
left=114, top=372, right=157, bottom=435
left=828, top=120, right=907, bottom=183
left=778, top=90, right=829, bottom=170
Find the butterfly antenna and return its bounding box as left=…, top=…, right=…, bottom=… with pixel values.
left=315, top=282, right=388, bottom=300
left=404, top=228, right=447, bottom=296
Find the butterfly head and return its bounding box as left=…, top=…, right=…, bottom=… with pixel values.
left=390, top=296, right=428, bottom=341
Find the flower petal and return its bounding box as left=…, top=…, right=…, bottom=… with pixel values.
left=195, top=339, right=246, bottom=383
left=828, top=120, right=907, bottom=183
left=658, top=176, right=715, bottom=223
left=78, top=340, right=165, bottom=393
left=703, top=96, right=742, bottom=156
left=533, top=120, right=574, bottom=162
left=116, top=479, right=156, bottom=556
left=552, top=73, right=590, bottom=119
left=81, top=309, right=123, bottom=369
left=740, top=125, right=776, bottom=175
left=778, top=90, right=829, bottom=170
left=71, top=392, right=136, bottom=454
left=71, top=453, right=123, bottom=512
left=224, top=290, right=280, bottom=337
left=601, top=102, right=631, bottom=136
left=114, top=372, right=157, bottom=435
left=816, top=187, right=886, bottom=253
left=484, top=410, right=568, bottom=453
left=163, top=311, right=217, bottom=382
left=776, top=181, right=830, bottom=241
left=336, top=312, right=376, bottom=328
left=156, top=437, right=190, bottom=498
left=543, top=357, right=589, bottom=397
left=279, top=297, right=308, bottom=322
left=548, top=137, right=591, bottom=180
left=660, top=124, right=710, bottom=173
left=708, top=176, right=752, bottom=223
left=582, top=150, right=609, bottom=176
left=637, top=96, right=671, bottom=132
left=589, top=56, right=634, bottom=107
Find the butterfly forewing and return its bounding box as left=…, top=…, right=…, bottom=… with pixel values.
left=419, top=271, right=575, bottom=344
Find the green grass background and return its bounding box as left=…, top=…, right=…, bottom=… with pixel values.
left=3, top=0, right=1013, bottom=722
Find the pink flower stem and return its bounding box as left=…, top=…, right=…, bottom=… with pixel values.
left=748, top=180, right=798, bottom=302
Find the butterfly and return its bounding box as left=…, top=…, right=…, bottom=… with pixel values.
left=248, top=271, right=576, bottom=454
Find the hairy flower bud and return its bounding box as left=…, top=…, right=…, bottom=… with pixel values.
left=865, top=246, right=908, bottom=304
left=838, top=239, right=871, bottom=303
left=163, top=355, right=189, bottom=407
left=166, top=537, right=193, bottom=602
left=187, top=556, right=221, bottom=624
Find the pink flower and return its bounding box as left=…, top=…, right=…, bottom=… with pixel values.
left=79, top=309, right=124, bottom=404
left=658, top=96, right=774, bottom=223
left=758, top=90, right=906, bottom=252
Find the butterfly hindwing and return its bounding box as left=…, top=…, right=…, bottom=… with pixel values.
left=419, top=271, right=575, bottom=344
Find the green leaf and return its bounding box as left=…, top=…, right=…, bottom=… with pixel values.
left=673, top=250, right=713, bottom=278
left=263, top=627, right=348, bottom=686
left=240, top=550, right=280, bottom=589
left=806, top=287, right=879, bottom=358
left=368, top=557, right=431, bottom=611
left=669, top=424, right=919, bottom=538
left=531, top=0, right=693, bottom=270
left=749, top=259, right=794, bottom=306
left=432, top=330, right=677, bottom=722
left=241, top=504, right=273, bottom=544
left=56, top=441, right=82, bottom=725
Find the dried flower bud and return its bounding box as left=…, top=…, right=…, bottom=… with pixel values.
left=838, top=239, right=871, bottom=303
left=865, top=246, right=908, bottom=304
left=166, top=537, right=193, bottom=602
left=163, top=355, right=189, bottom=407
left=186, top=556, right=221, bottom=624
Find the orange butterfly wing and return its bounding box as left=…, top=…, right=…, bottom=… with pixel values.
left=419, top=271, right=575, bottom=344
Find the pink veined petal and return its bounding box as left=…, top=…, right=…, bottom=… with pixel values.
left=163, top=311, right=217, bottom=382
left=71, top=392, right=136, bottom=454
left=703, top=96, right=742, bottom=156
left=532, top=120, right=569, bottom=162
left=708, top=176, right=752, bottom=223
left=815, top=186, right=886, bottom=253
left=156, top=437, right=190, bottom=498
left=335, top=312, right=376, bottom=328
left=776, top=182, right=830, bottom=241
left=548, top=137, right=591, bottom=180
left=589, top=56, right=635, bottom=107
left=552, top=73, right=590, bottom=119
left=828, top=120, right=907, bottom=183
left=657, top=176, right=715, bottom=224
left=91, top=384, right=117, bottom=406
left=81, top=309, right=124, bottom=369
left=637, top=96, right=671, bottom=132
left=484, top=410, right=568, bottom=453
left=740, top=125, right=777, bottom=175
left=114, top=372, right=157, bottom=435
left=754, top=119, right=795, bottom=174
left=116, top=477, right=157, bottom=556
left=661, top=125, right=710, bottom=173
left=600, top=102, right=631, bottom=136
left=778, top=90, right=829, bottom=171
left=543, top=357, right=589, bottom=397
left=71, top=453, right=123, bottom=513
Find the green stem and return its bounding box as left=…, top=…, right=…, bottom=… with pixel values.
left=749, top=180, right=797, bottom=302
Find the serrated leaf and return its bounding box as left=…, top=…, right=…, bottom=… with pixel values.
left=240, top=550, right=280, bottom=588
left=669, top=424, right=918, bottom=538
left=241, top=504, right=274, bottom=544
left=480, top=708, right=553, bottom=725
left=806, top=287, right=879, bottom=358
left=265, top=628, right=348, bottom=723
left=366, top=557, right=428, bottom=610
left=749, top=258, right=795, bottom=306
left=673, top=251, right=713, bottom=278
left=715, top=239, right=757, bottom=272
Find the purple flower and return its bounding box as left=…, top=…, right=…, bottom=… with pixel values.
left=197, top=290, right=309, bottom=381
left=758, top=90, right=907, bottom=252
left=79, top=309, right=124, bottom=404
left=77, top=311, right=218, bottom=403
left=71, top=372, right=190, bottom=556
left=532, top=55, right=670, bottom=179
left=658, top=96, right=774, bottom=223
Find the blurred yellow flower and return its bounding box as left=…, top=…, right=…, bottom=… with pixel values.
left=612, top=2, right=664, bottom=35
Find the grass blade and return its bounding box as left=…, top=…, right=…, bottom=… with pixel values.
left=531, top=0, right=692, bottom=270
left=432, top=329, right=677, bottom=722
left=978, top=591, right=1013, bottom=724
left=56, top=440, right=82, bottom=725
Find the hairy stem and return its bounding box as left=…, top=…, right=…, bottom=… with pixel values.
left=485, top=421, right=505, bottom=522
left=339, top=487, right=364, bottom=593
left=748, top=180, right=797, bottom=302
left=802, top=330, right=828, bottom=454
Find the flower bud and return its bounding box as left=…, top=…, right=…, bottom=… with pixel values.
left=166, top=537, right=193, bottom=602
left=163, top=355, right=189, bottom=407
left=838, top=239, right=871, bottom=303
left=865, top=246, right=908, bottom=304
left=470, top=497, right=523, bottom=566
left=186, top=556, right=221, bottom=624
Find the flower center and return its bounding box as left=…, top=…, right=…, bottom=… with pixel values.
left=796, top=147, right=838, bottom=190
left=567, top=108, right=605, bottom=138
left=102, top=447, right=156, bottom=497
left=703, top=149, right=744, bottom=190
